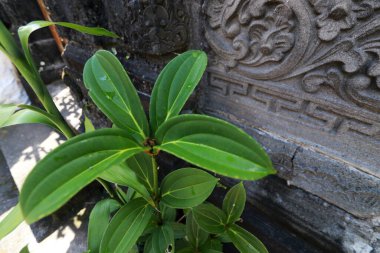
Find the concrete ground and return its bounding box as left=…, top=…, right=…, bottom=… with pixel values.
left=0, top=83, right=98, bottom=253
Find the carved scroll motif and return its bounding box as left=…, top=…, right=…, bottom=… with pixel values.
left=205, top=0, right=380, bottom=113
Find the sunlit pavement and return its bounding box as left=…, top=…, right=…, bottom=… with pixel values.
left=0, top=83, right=95, bottom=253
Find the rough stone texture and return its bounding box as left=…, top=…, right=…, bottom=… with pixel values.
left=200, top=0, right=380, bottom=251
left=5, top=0, right=379, bottom=252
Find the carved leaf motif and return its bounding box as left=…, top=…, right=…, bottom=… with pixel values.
left=206, top=0, right=226, bottom=29
left=302, top=72, right=327, bottom=93
left=302, top=68, right=342, bottom=94
left=309, top=40, right=365, bottom=73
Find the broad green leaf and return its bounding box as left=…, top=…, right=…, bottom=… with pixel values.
left=0, top=204, right=23, bottom=240
left=169, top=222, right=186, bottom=239
left=100, top=152, right=154, bottom=203
left=143, top=237, right=154, bottom=253
left=155, top=114, right=276, bottom=180
left=160, top=168, right=218, bottom=208
left=100, top=198, right=154, bottom=253
left=99, top=161, right=153, bottom=205
left=218, top=232, right=232, bottom=243
left=186, top=211, right=209, bottom=250
left=146, top=225, right=175, bottom=253
left=160, top=202, right=177, bottom=222
left=84, top=50, right=149, bottom=142
left=150, top=50, right=207, bottom=132
left=192, top=203, right=227, bottom=234
left=129, top=245, right=139, bottom=253
left=200, top=239, right=223, bottom=252
left=19, top=129, right=144, bottom=223
left=18, top=21, right=118, bottom=72
left=223, top=182, right=246, bottom=224
left=88, top=199, right=121, bottom=253
left=84, top=115, right=95, bottom=132
left=227, top=224, right=268, bottom=253
left=126, top=152, right=155, bottom=194
left=0, top=104, right=61, bottom=132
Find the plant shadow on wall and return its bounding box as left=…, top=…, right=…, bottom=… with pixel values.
left=0, top=20, right=276, bottom=253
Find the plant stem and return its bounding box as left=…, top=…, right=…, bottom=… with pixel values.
left=97, top=178, right=124, bottom=205
left=152, top=156, right=159, bottom=200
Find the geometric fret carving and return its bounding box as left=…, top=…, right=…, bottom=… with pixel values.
left=208, top=71, right=380, bottom=139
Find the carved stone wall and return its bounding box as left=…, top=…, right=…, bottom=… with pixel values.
left=36, top=0, right=380, bottom=252
left=200, top=0, right=380, bottom=251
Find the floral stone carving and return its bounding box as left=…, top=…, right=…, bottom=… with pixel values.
left=203, top=0, right=380, bottom=218
left=205, top=0, right=380, bottom=113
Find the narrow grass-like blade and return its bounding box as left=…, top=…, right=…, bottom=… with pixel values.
left=0, top=104, right=62, bottom=133
left=0, top=204, right=23, bottom=240
left=18, top=21, right=118, bottom=72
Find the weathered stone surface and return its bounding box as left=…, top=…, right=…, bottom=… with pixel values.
left=101, top=0, right=189, bottom=55
left=202, top=0, right=380, bottom=176
left=6, top=0, right=379, bottom=252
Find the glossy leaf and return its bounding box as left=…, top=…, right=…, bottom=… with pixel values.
left=160, top=202, right=177, bottom=222
left=84, top=50, right=149, bottom=142
left=100, top=198, right=154, bottom=253
left=126, top=152, right=155, bottom=194
left=169, top=222, right=186, bottom=239
left=18, top=21, right=118, bottom=71
left=88, top=199, right=121, bottom=253
left=160, top=168, right=218, bottom=208
left=186, top=211, right=209, bottom=250
left=0, top=204, right=23, bottom=240
left=19, top=129, right=144, bottom=223
left=155, top=114, right=276, bottom=180
left=0, top=104, right=61, bottom=132
left=192, top=203, right=227, bottom=234
left=150, top=50, right=207, bottom=132
left=146, top=225, right=175, bottom=253
left=99, top=161, right=153, bottom=204
left=227, top=224, right=268, bottom=253
left=200, top=239, right=223, bottom=252
left=223, top=182, right=246, bottom=224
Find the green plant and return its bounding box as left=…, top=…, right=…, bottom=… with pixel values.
left=0, top=21, right=276, bottom=253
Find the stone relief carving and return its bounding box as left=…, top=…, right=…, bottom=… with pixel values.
left=103, top=0, right=188, bottom=55
left=204, top=0, right=380, bottom=116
